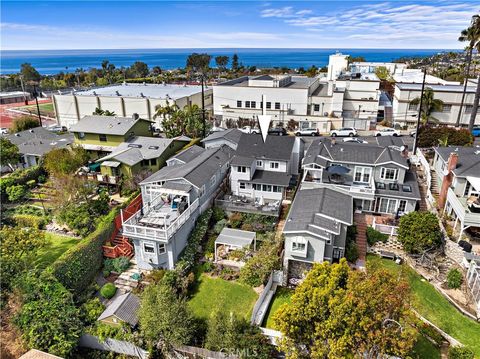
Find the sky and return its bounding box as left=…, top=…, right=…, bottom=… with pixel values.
left=1, top=0, right=479, bottom=50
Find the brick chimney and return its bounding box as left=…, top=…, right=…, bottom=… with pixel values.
left=438, top=152, right=458, bottom=210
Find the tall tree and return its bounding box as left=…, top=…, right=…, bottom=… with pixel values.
left=232, top=53, right=239, bottom=71
left=274, top=259, right=415, bottom=359
left=20, top=63, right=41, bottom=82
left=215, top=56, right=229, bottom=71
left=457, top=16, right=480, bottom=127
left=186, top=53, right=211, bottom=76
left=138, top=283, right=196, bottom=354
left=129, top=61, right=149, bottom=78
left=0, top=137, right=20, bottom=169
left=409, top=87, right=444, bottom=125
left=43, top=146, right=89, bottom=177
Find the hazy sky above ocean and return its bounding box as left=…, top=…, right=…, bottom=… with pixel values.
left=1, top=1, right=478, bottom=50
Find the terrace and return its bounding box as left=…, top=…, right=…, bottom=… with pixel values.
left=122, top=188, right=199, bottom=241
left=215, top=194, right=281, bottom=216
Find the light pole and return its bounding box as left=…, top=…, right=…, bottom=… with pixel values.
left=412, top=68, right=427, bottom=155
left=201, top=75, right=206, bottom=138
left=32, top=83, right=42, bottom=127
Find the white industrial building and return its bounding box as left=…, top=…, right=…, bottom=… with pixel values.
left=53, top=83, right=212, bottom=129
left=392, top=82, right=480, bottom=127
left=213, top=53, right=383, bottom=132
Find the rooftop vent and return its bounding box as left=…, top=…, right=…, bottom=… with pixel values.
left=115, top=91, right=121, bottom=96
left=14, top=133, right=20, bottom=137
left=132, top=113, right=139, bottom=120
left=29, top=129, right=34, bottom=133
left=128, top=144, right=142, bottom=148
left=148, top=145, right=159, bottom=150
left=93, top=91, right=97, bottom=96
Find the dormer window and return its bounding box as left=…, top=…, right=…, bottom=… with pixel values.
left=237, top=166, right=247, bottom=173
left=380, top=168, right=398, bottom=180
left=291, top=236, right=308, bottom=257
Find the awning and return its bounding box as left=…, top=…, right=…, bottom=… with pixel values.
left=215, top=228, right=255, bottom=248
left=102, top=161, right=121, bottom=168
left=467, top=176, right=480, bottom=192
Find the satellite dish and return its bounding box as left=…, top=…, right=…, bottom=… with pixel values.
left=442, top=169, right=450, bottom=176
left=400, top=145, right=405, bottom=152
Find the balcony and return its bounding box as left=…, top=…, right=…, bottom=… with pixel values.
left=447, top=188, right=480, bottom=228
left=215, top=195, right=281, bottom=216
left=123, top=195, right=199, bottom=241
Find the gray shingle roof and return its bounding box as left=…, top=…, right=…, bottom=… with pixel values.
left=434, top=146, right=480, bottom=178
left=6, top=127, right=74, bottom=157
left=171, top=145, right=205, bottom=164
left=70, top=115, right=151, bottom=135
left=141, top=145, right=233, bottom=188
left=250, top=170, right=291, bottom=186
left=375, top=171, right=421, bottom=200
left=235, top=134, right=295, bottom=161
left=231, top=155, right=255, bottom=167
left=201, top=128, right=243, bottom=145
left=98, top=292, right=140, bottom=327
left=283, top=187, right=353, bottom=236
left=97, top=137, right=180, bottom=166
left=303, top=139, right=408, bottom=168
left=375, top=136, right=406, bottom=147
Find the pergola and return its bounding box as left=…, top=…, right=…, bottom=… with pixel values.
left=214, top=227, right=256, bottom=262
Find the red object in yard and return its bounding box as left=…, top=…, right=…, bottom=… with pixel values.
left=102, top=194, right=142, bottom=259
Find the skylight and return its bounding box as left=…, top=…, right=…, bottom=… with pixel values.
left=402, top=185, right=412, bottom=192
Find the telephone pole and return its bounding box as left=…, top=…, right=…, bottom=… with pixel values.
left=201, top=75, right=206, bottom=138
left=413, top=69, right=427, bottom=155
left=32, top=84, right=42, bottom=127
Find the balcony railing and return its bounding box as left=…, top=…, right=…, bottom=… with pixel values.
left=122, top=198, right=199, bottom=241
left=447, top=188, right=480, bottom=227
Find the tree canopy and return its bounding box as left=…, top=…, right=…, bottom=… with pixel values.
left=0, top=137, right=20, bottom=167
left=12, top=116, right=40, bottom=133
left=274, top=259, right=415, bottom=359
left=409, top=87, right=444, bottom=125
left=215, top=56, right=229, bottom=70
left=397, top=211, right=443, bottom=253
left=43, top=146, right=89, bottom=177
left=186, top=53, right=211, bottom=74
left=20, top=63, right=41, bottom=82
left=155, top=103, right=207, bottom=138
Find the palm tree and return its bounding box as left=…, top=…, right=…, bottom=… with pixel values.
left=409, top=87, right=444, bottom=125
left=467, top=15, right=480, bottom=132
left=456, top=18, right=480, bottom=126
left=92, top=107, right=116, bottom=116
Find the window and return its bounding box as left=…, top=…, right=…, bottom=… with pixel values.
left=251, top=101, right=256, bottom=108
left=237, top=166, right=247, bottom=173
left=465, top=105, right=473, bottom=114
left=252, top=183, right=261, bottom=191
left=314, top=104, right=320, bottom=111
left=464, top=181, right=471, bottom=196
left=272, top=185, right=282, bottom=193
left=99, top=134, right=107, bottom=142
left=291, top=237, right=307, bottom=257
left=380, top=168, right=398, bottom=180
left=275, top=102, right=281, bottom=110
left=262, top=184, right=272, bottom=192
left=78, top=132, right=85, bottom=139
left=150, top=158, right=157, bottom=166
left=158, top=243, right=166, bottom=254
left=266, top=102, right=271, bottom=109
left=143, top=243, right=155, bottom=254
left=442, top=104, right=452, bottom=113
left=354, top=166, right=371, bottom=183
left=378, top=198, right=397, bottom=214
left=239, top=182, right=246, bottom=189
left=270, top=162, right=279, bottom=169
left=408, top=102, right=418, bottom=111
left=256, top=160, right=263, bottom=167
left=402, top=185, right=412, bottom=192
left=199, top=185, right=205, bottom=197
left=389, top=183, right=399, bottom=191
left=292, top=242, right=306, bottom=252
left=237, top=100, right=242, bottom=108
left=141, top=159, right=149, bottom=166
left=398, top=200, right=407, bottom=213
left=245, top=101, right=251, bottom=108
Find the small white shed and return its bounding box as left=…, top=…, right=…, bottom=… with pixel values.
left=214, top=228, right=256, bottom=262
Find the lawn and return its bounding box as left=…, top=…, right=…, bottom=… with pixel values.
left=409, top=332, right=441, bottom=359
left=263, top=286, right=293, bottom=329
left=188, top=273, right=258, bottom=321
left=17, top=103, right=55, bottom=116
left=34, top=232, right=79, bottom=269
left=367, top=255, right=480, bottom=356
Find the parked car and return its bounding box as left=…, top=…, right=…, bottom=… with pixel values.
left=375, top=128, right=400, bottom=137
left=472, top=125, right=480, bottom=137
left=48, top=125, right=67, bottom=132
left=0, top=128, right=9, bottom=134
left=240, top=126, right=260, bottom=134
left=330, top=127, right=358, bottom=137
left=295, top=128, right=319, bottom=136
left=343, top=137, right=368, bottom=144
left=268, top=127, right=287, bottom=136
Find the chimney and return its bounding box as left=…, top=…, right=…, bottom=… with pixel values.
left=438, top=152, right=458, bottom=210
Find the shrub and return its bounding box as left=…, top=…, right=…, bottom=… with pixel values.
left=0, top=166, right=46, bottom=202
left=144, top=269, right=166, bottom=284
left=418, top=126, right=473, bottom=148
left=345, top=242, right=359, bottom=263
left=240, top=223, right=254, bottom=232
left=448, top=346, right=474, bottom=359
left=26, top=179, right=36, bottom=188
left=213, top=219, right=228, bottom=234
left=6, top=184, right=27, bottom=202
left=113, top=256, right=131, bottom=273
left=80, top=298, right=105, bottom=325
left=366, top=227, right=389, bottom=246
left=12, top=214, right=46, bottom=229
left=212, top=206, right=226, bottom=221
left=229, top=212, right=243, bottom=228
left=398, top=211, right=442, bottom=254
left=49, top=209, right=116, bottom=296
left=12, top=116, right=39, bottom=132
left=100, top=283, right=117, bottom=299
left=202, top=261, right=215, bottom=273
left=447, top=268, right=463, bottom=289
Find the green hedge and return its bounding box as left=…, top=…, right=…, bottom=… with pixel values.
left=366, top=227, right=389, bottom=246
left=418, top=126, right=473, bottom=148
left=0, top=166, right=46, bottom=202
left=12, top=214, right=46, bottom=229
left=48, top=209, right=117, bottom=296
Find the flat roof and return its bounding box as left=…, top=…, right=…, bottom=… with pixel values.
left=215, top=228, right=255, bottom=248
left=75, top=83, right=205, bottom=99
left=0, top=91, right=29, bottom=98
left=216, top=75, right=317, bottom=89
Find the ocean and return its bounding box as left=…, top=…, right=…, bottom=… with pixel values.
left=0, top=48, right=458, bottom=75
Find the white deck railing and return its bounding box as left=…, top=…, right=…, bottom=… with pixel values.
left=372, top=217, right=398, bottom=237
left=122, top=198, right=199, bottom=241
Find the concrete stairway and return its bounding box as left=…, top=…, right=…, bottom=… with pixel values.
left=114, top=266, right=141, bottom=293
left=430, top=170, right=439, bottom=195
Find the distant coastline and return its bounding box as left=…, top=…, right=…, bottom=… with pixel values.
left=1, top=48, right=460, bottom=75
